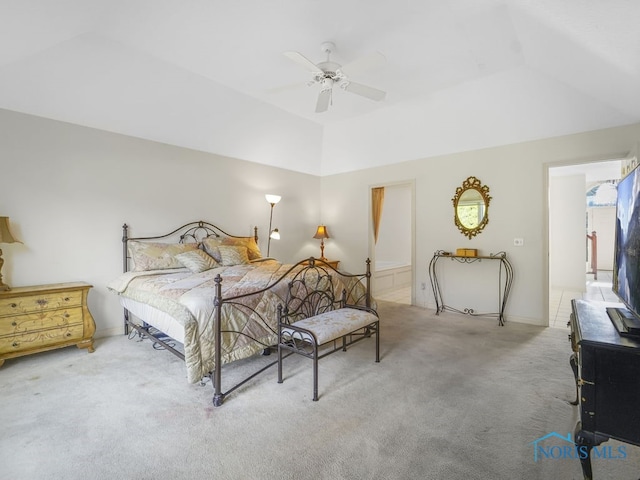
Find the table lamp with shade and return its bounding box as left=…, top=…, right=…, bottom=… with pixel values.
left=313, top=225, right=330, bottom=260
left=0, top=217, right=21, bottom=291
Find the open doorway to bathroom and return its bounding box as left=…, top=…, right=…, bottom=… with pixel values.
left=548, top=160, right=622, bottom=328
left=371, top=182, right=414, bottom=305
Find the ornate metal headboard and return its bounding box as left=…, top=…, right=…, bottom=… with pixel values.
left=122, top=221, right=259, bottom=273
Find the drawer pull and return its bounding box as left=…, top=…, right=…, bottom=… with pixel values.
left=11, top=321, right=17, bottom=326
left=36, top=299, right=48, bottom=307
left=65, top=332, right=72, bottom=337
left=10, top=303, right=17, bottom=308
left=64, top=313, right=70, bottom=318
left=12, top=342, right=19, bottom=347
left=64, top=297, right=70, bottom=302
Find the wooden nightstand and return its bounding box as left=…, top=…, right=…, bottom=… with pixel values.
left=0, top=282, right=96, bottom=367
left=323, top=260, right=340, bottom=270
left=303, top=259, right=339, bottom=270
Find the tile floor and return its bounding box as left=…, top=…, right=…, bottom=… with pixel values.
left=549, top=270, right=619, bottom=328
left=375, top=286, right=411, bottom=305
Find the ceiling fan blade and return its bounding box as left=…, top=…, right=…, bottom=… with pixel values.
left=342, top=81, right=386, bottom=101
left=339, top=51, right=386, bottom=76
left=315, top=89, right=331, bottom=113
left=284, top=51, right=323, bottom=74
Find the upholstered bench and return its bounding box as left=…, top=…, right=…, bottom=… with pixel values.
left=277, top=258, right=380, bottom=401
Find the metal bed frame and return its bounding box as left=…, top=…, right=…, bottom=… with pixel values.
left=120, top=221, right=372, bottom=406
left=122, top=221, right=271, bottom=406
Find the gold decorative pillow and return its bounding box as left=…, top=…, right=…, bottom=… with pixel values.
left=218, top=245, right=250, bottom=266
left=129, top=241, right=198, bottom=271
left=175, top=250, right=219, bottom=273
left=201, top=236, right=262, bottom=261
left=225, top=237, right=262, bottom=260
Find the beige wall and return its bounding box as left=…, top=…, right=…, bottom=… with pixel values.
left=588, top=206, right=616, bottom=271
left=321, top=124, right=640, bottom=325
left=0, top=109, right=321, bottom=337
left=549, top=174, right=588, bottom=291
left=2, top=107, right=640, bottom=334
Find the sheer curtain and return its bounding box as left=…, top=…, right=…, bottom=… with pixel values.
left=372, top=187, right=385, bottom=244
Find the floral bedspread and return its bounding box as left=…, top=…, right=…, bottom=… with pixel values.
left=107, top=260, right=369, bottom=383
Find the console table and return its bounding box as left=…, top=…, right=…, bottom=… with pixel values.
left=428, top=250, right=513, bottom=325
left=569, top=299, right=640, bottom=479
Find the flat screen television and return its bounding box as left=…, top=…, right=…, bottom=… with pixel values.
left=609, top=162, right=640, bottom=336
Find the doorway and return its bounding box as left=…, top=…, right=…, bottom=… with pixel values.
left=548, top=160, right=622, bottom=328
left=370, top=182, right=414, bottom=305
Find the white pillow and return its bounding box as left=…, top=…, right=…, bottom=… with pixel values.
left=129, top=241, right=198, bottom=271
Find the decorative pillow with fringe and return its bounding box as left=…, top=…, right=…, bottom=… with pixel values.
left=218, top=245, right=250, bottom=266
left=175, top=250, right=219, bottom=273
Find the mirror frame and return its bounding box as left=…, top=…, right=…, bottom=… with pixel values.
left=452, top=176, right=492, bottom=239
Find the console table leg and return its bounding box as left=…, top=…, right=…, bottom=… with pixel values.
left=569, top=353, right=579, bottom=405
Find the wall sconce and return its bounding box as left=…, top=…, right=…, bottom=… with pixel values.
left=265, top=194, right=281, bottom=257
left=313, top=225, right=330, bottom=260
left=0, top=216, right=22, bottom=291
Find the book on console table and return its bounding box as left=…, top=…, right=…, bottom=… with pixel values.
left=607, top=305, right=640, bottom=337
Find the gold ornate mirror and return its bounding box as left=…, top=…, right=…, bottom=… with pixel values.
left=452, top=176, right=491, bottom=239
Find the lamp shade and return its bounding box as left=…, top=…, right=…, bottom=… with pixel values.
left=265, top=194, right=281, bottom=205
left=313, top=225, right=330, bottom=239
left=269, top=228, right=280, bottom=240
left=0, top=217, right=20, bottom=244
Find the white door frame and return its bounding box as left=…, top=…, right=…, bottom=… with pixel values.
left=368, top=179, right=416, bottom=304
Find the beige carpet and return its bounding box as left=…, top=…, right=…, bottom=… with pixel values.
left=1, top=301, right=638, bottom=480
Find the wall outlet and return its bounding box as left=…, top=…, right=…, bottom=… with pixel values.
left=513, top=237, right=524, bottom=247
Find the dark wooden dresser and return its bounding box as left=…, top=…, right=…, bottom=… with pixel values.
left=569, top=299, right=640, bottom=479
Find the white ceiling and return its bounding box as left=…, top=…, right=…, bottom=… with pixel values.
left=549, top=160, right=622, bottom=182
left=1, top=0, right=639, bottom=174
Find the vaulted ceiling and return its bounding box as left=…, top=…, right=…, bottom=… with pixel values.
left=1, top=1, right=639, bottom=175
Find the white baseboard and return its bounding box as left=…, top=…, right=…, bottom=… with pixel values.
left=95, top=326, right=127, bottom=339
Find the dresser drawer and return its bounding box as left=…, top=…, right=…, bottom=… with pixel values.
left=0, top=290, right=83, bottom=317
left=0, top=307, right=84, bottom=337
left=0, top=323, right=85, bottom=354
left=0, top=282, right=95, bottom=365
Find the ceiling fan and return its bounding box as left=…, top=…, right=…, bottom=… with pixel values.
left=283, top=41, right=386, bottom=113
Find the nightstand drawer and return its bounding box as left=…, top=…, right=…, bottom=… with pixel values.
left=0, top=307, right=84, bottom=337
left=0, top=290, right=83, bottom=317
left=0, top=323, right=85, bottom=354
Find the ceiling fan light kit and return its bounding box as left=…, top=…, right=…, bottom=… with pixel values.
left=283, top=41, right=386, bottom=113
